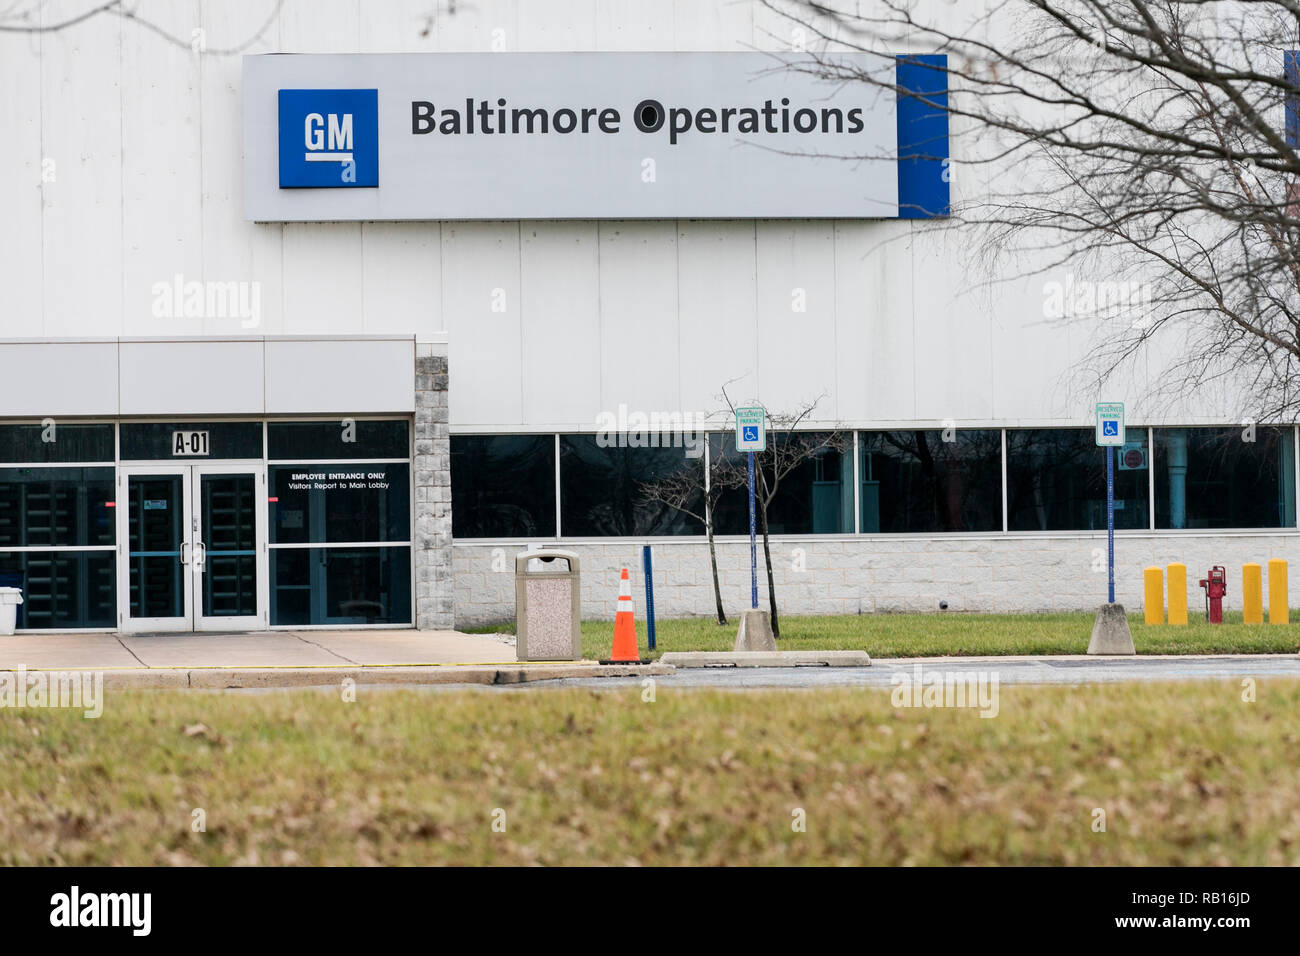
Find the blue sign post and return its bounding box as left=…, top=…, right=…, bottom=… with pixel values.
left=1106, top=446, right=1115, bottom=604
left=747, top=452, right=757, bottom=609
left=642, top=544, right=657, bottom=651
left=736, top=407, right=766, bottom=611
left=1095, top=402, right=1125, bottom=604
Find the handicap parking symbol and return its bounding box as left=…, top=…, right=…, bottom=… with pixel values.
left=1102, top=420, right=1118, bottom=437
left=743, top=426, right=758, bottom=442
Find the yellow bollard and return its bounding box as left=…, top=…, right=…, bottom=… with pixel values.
left=1268, top=558, right=1289, bottom=625
left=1143, top=567, right=1164, bottom=625
left=1167, top=562, right=1188, bottom=626
left=1243, top=563, right=1263, bottom=624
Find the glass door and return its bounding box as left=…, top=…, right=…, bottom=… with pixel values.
left=118, top=465, right=267, bottom=632
left=192, top=465, right=266, bottom=631
left=119, top=466, right=192, bottom=632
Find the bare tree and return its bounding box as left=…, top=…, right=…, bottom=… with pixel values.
left=719, top=387, right=849, bottom=637
left=773, top=0, right=1300, bottom=421
left=637, top=444, right=744, bottom=625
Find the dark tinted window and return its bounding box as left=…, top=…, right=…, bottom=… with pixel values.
left=711, top=432, right=853, bottom=535
left=1155, top=427, right=1296, bottom=529
left=560, top=435, right=704, bottom=536
left=269, top=464, right=409, bottom=543
left=271, top=546, right=410, bottom=626
left=268, top=420, right=409, bottom=460
left=0, top=424, right=114, bottom=463
left=1007, top=429, right=1149, bottom=531
left=0, top=551, right=116, bottom=629
left=451, top=435, right=556, bottom=538
left=120, top=422, right=263, bottom=460
left=858, top=430, right=1002, bottom=533
left=0, top=467, right=116, bottom=547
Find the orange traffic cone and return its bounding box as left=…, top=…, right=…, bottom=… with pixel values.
left=602, top=567, right=647, bottom=664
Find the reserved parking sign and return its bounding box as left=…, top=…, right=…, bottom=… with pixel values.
left=1095, top=403, right=1125, bottom=447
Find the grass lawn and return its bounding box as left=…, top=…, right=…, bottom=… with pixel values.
left=469, top=610, right=1300, bottom=660
left=3, top=680, right=1299, bottom=865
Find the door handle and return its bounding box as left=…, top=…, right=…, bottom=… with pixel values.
left=180, top=541, right=190, bottom=565
left=194, top=541, right=207, bottom=570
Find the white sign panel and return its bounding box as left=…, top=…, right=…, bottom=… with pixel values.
left=736, top=406, right=766, bottom=452
left=1095, top=403, right=1125, bottom=447
left=172, top=431, right=210, bottom=457
left=242, top=53, right=899, bottom=221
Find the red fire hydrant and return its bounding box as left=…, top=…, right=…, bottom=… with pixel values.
left=1199, top=566, right=1227, bottom=624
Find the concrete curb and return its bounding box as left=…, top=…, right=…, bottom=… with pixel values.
left=70, top=662, right=675, bottom=690
left=875, top=653, right=1300, bottom=665
left=660, top=651, right=871, bottom=668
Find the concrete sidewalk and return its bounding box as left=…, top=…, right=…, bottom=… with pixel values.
left=0, top=629, right=672, bottom=688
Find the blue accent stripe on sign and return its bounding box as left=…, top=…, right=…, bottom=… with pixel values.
left=895, top=54, right=950, bottom=219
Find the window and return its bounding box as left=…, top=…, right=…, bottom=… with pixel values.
left=1154, top=427, right=1296, bottom=529
left=0, top=467, right=115, bottom=548
left=268, top=421, right=412, bottom=625
left=268, top=420, right=409, bottom=460
left=0, top=551, right=115, bottom=629
left=559, top=435, right=704, bottom=536
left=0, top=464, right=116, bottom=629
left=269, top=464, right=410, bottom=544
left=858, top=430, right=1002, bottom=533
left=270, top=547, right=410, bottom=627
left=120, top=422, right=263, bottom=460
left=711, top=432, right=853, bottom=535
left=0, top=424, right=113, bottom=463
left=1007, top=429, right=1149, bottom=531
left=451, top=435, right=556, bottom=537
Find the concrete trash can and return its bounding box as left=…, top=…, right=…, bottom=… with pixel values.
left=515, top=550, right=581, bottom=661
left=0, top=587, right=23, bottom=636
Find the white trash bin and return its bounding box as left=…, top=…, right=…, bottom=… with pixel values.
left=0, top=587, right=23, bottom=636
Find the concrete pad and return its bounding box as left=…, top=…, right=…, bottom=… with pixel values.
left=302, top=629, right=515, bottom=665
left=0, top=633, right=142, bottom=670
left=120, top=632, right=347, bottom=668
left=661, top=650, right=871, bottom=668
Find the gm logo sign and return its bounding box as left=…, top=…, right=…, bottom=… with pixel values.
left=278, top=89, right=378, bottom=188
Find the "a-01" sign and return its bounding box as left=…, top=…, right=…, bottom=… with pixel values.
left=172, top=431, right=210, bottom=456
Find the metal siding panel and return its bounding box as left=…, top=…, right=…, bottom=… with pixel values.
left=441, top=222, right=524, bottom=426
left=40, top=1, right=122, bottom=336
left=0, top=342, right=119, bottom=417
left=119, top=340, right=265, bottom=416
left=519, top=222, right=601, bottom=426
left=265, top=338, right=414, bottom=413
left=755, top=222, right=838, bottom=420
left=121, top=1, right=205, bottom=336
left=282, top=223, right=364, bottom=334
left=677, top=221, right=758, bottom=416
left=672, top=0, right=753, bottom=51
left=201, top=0, right=285, bottom=336
left=433, top=0, right=520, bottom=52
left=361, top=223, right=442, bottom=335
left=0, top=31, right=44, bottom=336
left=598, top=221, right=679, bottom=415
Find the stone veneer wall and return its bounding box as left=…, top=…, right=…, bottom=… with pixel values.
left=413, top=344, right=454, bottom=629
left=452, top=533, right=1300, bottom=627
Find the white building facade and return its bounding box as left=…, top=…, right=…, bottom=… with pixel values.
left=1, top=1, right=1294, bottom=632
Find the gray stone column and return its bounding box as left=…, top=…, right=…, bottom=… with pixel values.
left=414, top=342, right=454, bottom=629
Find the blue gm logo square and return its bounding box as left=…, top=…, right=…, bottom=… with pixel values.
left=278, top=89, right=378, bottom=188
